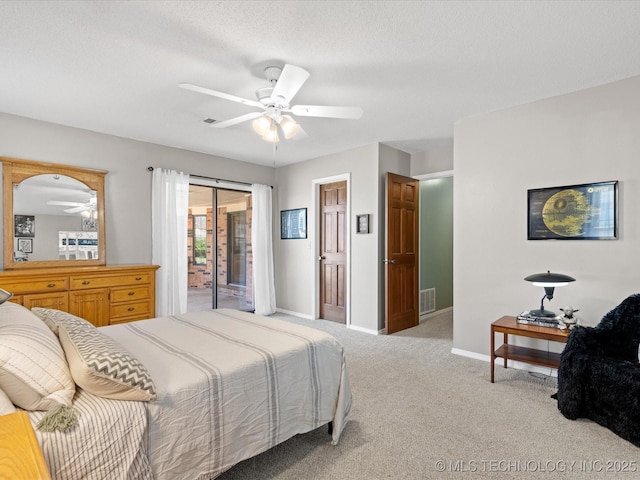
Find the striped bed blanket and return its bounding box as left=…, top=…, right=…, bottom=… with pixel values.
left=31, top=309, right=351, bottom=480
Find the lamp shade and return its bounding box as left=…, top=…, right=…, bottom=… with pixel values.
left=261, top=123, right=279, bottom=143
left=279, top=115, right=301, bottom=139
left=524, top=271, right=576, bottom=287
left=252, top=115, right=273, bottom=136
left=524, top=270, right=575, bottom=318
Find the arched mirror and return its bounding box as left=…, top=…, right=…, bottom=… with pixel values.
left=2, top=157, right=106, bottom=269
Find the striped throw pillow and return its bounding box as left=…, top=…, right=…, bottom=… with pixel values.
left=35, top=309, right=156, bottom=401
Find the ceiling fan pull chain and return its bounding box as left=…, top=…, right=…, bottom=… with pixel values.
left=272, top=142, right=278, bottom=168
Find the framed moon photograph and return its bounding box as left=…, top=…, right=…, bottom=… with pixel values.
left=527, top=181, right=618, bottom=240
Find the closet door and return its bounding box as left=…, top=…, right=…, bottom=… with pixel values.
left=319, top=181, right=347, bottom=323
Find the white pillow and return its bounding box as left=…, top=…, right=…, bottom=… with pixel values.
left=33, top=308, right=156, bottom=401
left=0, top=302, right=75, bottom=411
left=0, top=387, right=16, bottom=415
left=0, top=288, right=13, bottom=305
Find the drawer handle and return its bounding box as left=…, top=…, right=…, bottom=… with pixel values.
left=128, top=307, right=135, bottom=312
left=82, top=281, right=90, bottom=285
left=128, top=291, right=135, bottom=296
left=135, top=277, right=142, bottom=281
left=47, top=283, right=56, bottom=288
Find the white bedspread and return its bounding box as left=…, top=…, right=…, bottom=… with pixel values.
left=102, top=309, right=352, bottom=480
left=30, top=389, right=152, bottom=480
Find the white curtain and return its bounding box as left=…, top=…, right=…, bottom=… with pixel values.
left=152, top=168, right=189, bottom=316
left=251, top=184, right=276, bottom=315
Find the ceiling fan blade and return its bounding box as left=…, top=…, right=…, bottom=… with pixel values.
left=64, top=206, right=87, bottom=214
left=210, top=111, right=263, bottom=129
left=290, top=105, right=363, bottom=119
left=271, top=64, right=310, bottom=105
left=179, top=83, right=263, bottom=108
left=47, top=200, right=83, bottom=207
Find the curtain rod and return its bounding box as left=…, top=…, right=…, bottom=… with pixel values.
left=147, top=166, right=272, bottom=188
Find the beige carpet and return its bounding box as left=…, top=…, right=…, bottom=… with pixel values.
left=217, top=311, right=638, bottom=479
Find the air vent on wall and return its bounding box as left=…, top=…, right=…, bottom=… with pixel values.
left=420, top=288, right=436, bottom=315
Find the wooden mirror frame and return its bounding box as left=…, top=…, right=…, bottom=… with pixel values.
left=2, top=157, right=107, bottom=270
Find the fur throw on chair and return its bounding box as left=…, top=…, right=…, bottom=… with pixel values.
left=555, top=293, right=640, bottom=447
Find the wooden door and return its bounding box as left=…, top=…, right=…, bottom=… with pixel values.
left=319, top=181, right=347, bottom=323
left=69, top=288, right=109, bottom=327
left=385, top=173, right=419, bottom=334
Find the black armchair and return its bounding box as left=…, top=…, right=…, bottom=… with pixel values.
left=555, top=293, right=640, bottom=447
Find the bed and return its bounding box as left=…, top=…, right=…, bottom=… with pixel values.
left=0, top=306, right=351, bottom=480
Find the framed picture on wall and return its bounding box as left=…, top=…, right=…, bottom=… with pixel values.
left=281, top=208, right=307, bottom=239
left=17, top=237, right=32, bottom=253
left=527, top=180, right=618, bottom=240
left=356, top=214, right=370, bottom=234
left=14, top=214, right=35, bottom=237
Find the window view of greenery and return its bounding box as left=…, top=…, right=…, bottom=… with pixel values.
left=194, top=215, right=207, bottom=265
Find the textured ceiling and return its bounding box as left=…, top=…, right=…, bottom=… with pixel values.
left=1, top=1, right=640, bottom=167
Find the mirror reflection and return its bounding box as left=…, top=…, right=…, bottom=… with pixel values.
left=13, top=174, right=99, bottom=262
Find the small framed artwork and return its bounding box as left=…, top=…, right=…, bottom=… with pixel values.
left=527, top=180, right=618, bottom=240
left=281, top=208, right=307, bottom=239
left=81, top=217, right=98, bottom=231
left=17, top=237, right=33, bottom=253
left=356, top=214, right=370, bottom=234
left=14, top=215, right=35, bottom=237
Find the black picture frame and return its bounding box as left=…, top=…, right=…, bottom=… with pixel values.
left=281, top=208, right=307, bottom=239
left=14, top=214, right=35, bottom=237
left=527, top=181, right=618, bottom=240
left=356, top=214, right=370, bottom=234
left=17, top=237, right=33, bottom=253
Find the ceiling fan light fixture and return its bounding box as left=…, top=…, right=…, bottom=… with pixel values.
left=279, top=116, right=300, bottom=139
left=252, top=115, right=272, bottom=136
left=261, top=123, right=280, bottom=143
left=181, top=62, right=363, bottom=144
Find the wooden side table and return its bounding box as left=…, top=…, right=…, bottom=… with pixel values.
left=490, top=316, right=570, bottom=383
left=0, top=411, right=51, bottom=479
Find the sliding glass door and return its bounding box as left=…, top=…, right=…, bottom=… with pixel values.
left=187, top=184, right=253, bottom=312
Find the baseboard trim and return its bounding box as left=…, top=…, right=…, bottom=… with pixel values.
left=451, top=348, right=558, bottom=377
left=274, top=308, right=312, bottom=320
left=420, top=306, right=453, bottom=323
left=348, top=324, right=384, bottom=335
left=275, top=308, right=383, bottom=334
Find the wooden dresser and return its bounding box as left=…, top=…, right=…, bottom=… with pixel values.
left=0, top=264, right=159, bottom=326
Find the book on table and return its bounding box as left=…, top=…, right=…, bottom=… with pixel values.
left=516, top=311, right=562, bottom=329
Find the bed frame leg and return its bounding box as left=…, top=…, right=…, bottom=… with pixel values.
left=327, top=421, right=333, bottom=436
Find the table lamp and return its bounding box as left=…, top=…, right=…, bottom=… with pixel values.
left=524, top=270, right=575, bottom=318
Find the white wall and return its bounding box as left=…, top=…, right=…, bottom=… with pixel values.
left=0, top=112, right=274, bottom=267
left=454, top=74, right=640, bottom=357
left=411, top=146, right=454, bottom=176
left=274, top=143, right=380, bottom=331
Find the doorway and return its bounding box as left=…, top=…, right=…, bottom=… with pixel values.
left=187, top=185, right=253, bottom=312
left=384, top=172, right=419, bottom=334
left=318, top=180, right=347, bottom=323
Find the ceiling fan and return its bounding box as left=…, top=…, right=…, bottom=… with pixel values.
left=47, top=196, right=96, bottom=214
left=180, top=64, right=363, bottom=142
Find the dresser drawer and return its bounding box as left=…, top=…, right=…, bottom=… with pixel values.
left=110, top=300, right=152, bottom=320
left=110, top=286, right=150, bottom=303
left=71, top=273, right=150, bottom=290
left=1, top=277, right=69, bottom=294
